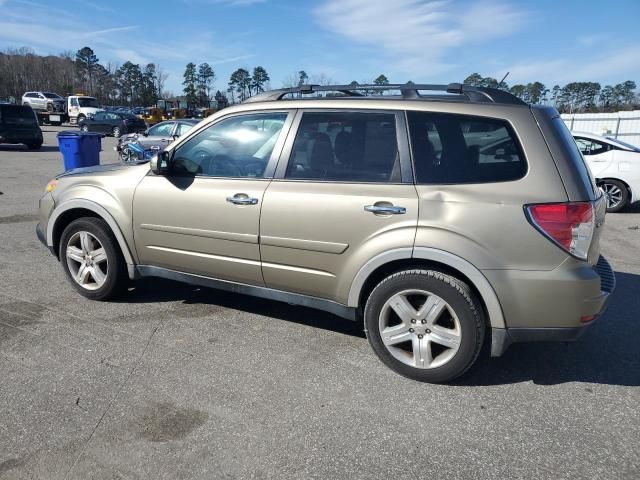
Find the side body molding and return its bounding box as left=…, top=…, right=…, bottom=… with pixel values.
left=347, top=247, right=506, bottom=329
left=46, top=199, right=137, bottom=277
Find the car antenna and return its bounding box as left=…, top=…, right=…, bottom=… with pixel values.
left=499, top=72, right=510, bottom=87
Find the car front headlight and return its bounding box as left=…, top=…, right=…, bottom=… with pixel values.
left=45, top=179, right=58, bottom=193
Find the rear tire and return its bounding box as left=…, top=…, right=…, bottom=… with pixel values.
left=80, top=124, right=89, bottom=132
left=602, top=179, right=629, bottom=213
left=364, top=269, right=485, bottom=383
left=59, top=217, right=127, bottom=301
left=26, top=142, right=42, bottom=150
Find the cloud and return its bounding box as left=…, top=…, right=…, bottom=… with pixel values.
left=315, top=0, right=528, bottom=77
left=496, top=44, right=640, bottom=85
left=576, top=33, right=608, bottom=47
left=113, top=49, right=149, bottom=65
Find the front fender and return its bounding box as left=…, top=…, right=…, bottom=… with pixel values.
left=47, top=195, right=137, bottom=277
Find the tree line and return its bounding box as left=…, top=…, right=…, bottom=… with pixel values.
left=0, top=46, right=169, bottom=106
left=1, top=46, right=637, bottom=113
left=463, top=73, right=638, bottom=113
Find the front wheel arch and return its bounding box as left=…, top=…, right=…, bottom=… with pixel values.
left=48, top=203, right=136, bottom=274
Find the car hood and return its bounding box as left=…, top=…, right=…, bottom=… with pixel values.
left=57, top=162, right=148, bottom=178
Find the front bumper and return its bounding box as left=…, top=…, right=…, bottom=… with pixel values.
left=36, top=222, right=55, bottom=255
left=491, top=256, right=616, bottom=356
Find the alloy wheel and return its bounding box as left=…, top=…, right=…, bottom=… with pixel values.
left=378, top=289, right=462, bottom=369
left=65, top=231, right=108, bottom=290
left=603, top=182, right=623, bottom=210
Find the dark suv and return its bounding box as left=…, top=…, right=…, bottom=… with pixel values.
left=0, top=104, right=43, bottom=150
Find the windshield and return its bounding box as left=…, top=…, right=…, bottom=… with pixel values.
left=605, top=137, right=640, bottom=152
left=43, top=92, right=63, bottom=99
left=1, top=106, right=38, bottom=125
left=78, top=97, right=99, bottom=108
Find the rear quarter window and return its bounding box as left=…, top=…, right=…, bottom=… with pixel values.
left=407, top=111, right=527, bottom=184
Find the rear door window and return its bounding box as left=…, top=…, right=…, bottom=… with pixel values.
left=284, top=111, right=401, bottom=182
left=407, top=111, right=527, bottom=184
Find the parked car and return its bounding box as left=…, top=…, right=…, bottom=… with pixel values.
left=79, top=111, right=146, bottom=137
left=572, top=132, right=640, bottom=212
left=0, top=104, right=43, bottom=149
left=37, top=82, right=614, bottom=383
left=21, top=91, right=65, bottom=113
left=116, top=119, right=199, bottom=161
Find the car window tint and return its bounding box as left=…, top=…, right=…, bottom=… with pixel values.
left=172, top=112, right=287, bottom=178
left=574, top=137, right=610, bottom=156
left=93, top=112, right=105, bottom=120
left=285, top=112, right=400, bottom=182
left=408, top=111, right=527, bottom=184
left=149, top=122, right=174, bottom=136
left=176, top=123, right=194, bottom=136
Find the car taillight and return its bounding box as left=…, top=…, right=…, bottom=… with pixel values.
left=525, top=202, right=594, bottom=260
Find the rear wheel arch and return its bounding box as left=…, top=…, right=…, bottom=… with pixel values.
left=48, top=201, right=136, bottom=275
left=349, top=248, right=505, bottom=330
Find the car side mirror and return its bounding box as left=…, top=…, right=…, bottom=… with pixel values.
left=151, top=150, right=171, bottom=174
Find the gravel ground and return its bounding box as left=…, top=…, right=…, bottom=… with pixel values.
left=0, top=126, right=638, bottom=479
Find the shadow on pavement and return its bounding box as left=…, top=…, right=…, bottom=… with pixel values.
left=121, top=270, right=640, bottom=387
left=121, top=277, right=365, bottom=338
left=0, top=145, right=59, bottom=153
left=457, top=270, right=640, bottom=387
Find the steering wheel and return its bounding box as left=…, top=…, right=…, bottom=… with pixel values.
left=209, top=154, right=242, bottom=177
left=240, top=157, right=267, bottom=177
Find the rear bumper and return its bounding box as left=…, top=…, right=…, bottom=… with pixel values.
left=491, top=256, right=616, bottom=356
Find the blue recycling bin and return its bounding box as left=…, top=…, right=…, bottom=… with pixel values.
left=57, top=131, right=102, bottom=170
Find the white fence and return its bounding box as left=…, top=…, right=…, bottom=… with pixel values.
left=561, top=110, right=640, bottom=147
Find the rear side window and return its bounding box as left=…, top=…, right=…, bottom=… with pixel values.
left=574, top=137, right=610, bottom=156
left=408, top=111, right=527, bottom=184
left=285, top=112, right=400, bottom=182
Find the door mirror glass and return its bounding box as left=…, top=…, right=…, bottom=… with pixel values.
left=151, top=150, right=172, bottom=174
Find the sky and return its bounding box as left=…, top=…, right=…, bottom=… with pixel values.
left=0, top=0, right=639, bottom=95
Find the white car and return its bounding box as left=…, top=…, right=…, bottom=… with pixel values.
left=572, top=132, right=640, bottom=212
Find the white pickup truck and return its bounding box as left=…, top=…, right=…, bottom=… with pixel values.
left=66, top=95, right=103, bottom=125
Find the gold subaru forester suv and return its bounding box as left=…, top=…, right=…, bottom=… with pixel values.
left=37, top=83, right=615, bottom=382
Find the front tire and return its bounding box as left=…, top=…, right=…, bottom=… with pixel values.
left=59, top=217, right=127, bottom=300
left=25, top=142, right=42, bottom=150
left=112, top=126, right=121, bottom=138
left=602, top=179, right=629, bottom=212
left=364, top=269, right=485, bottom=383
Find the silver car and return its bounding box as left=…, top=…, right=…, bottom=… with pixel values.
left=21, top=91, right=65, bottom=112
left=116, top=119, right=199, bottom=161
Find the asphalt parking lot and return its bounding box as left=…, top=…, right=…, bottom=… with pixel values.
left=0, top=126, right=639, bottom=479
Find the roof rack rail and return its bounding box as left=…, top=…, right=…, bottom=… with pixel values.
left=243, top=82, right=526, bottom=106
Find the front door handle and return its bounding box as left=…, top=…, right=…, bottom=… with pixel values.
left=226, top=193, right=259, bottom=205
left=364, top=204, right=406, bottom=215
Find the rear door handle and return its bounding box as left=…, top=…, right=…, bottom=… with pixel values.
left=364, top=204, right=406, bottom=215
left=226, top=194, right=259, bottom=205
